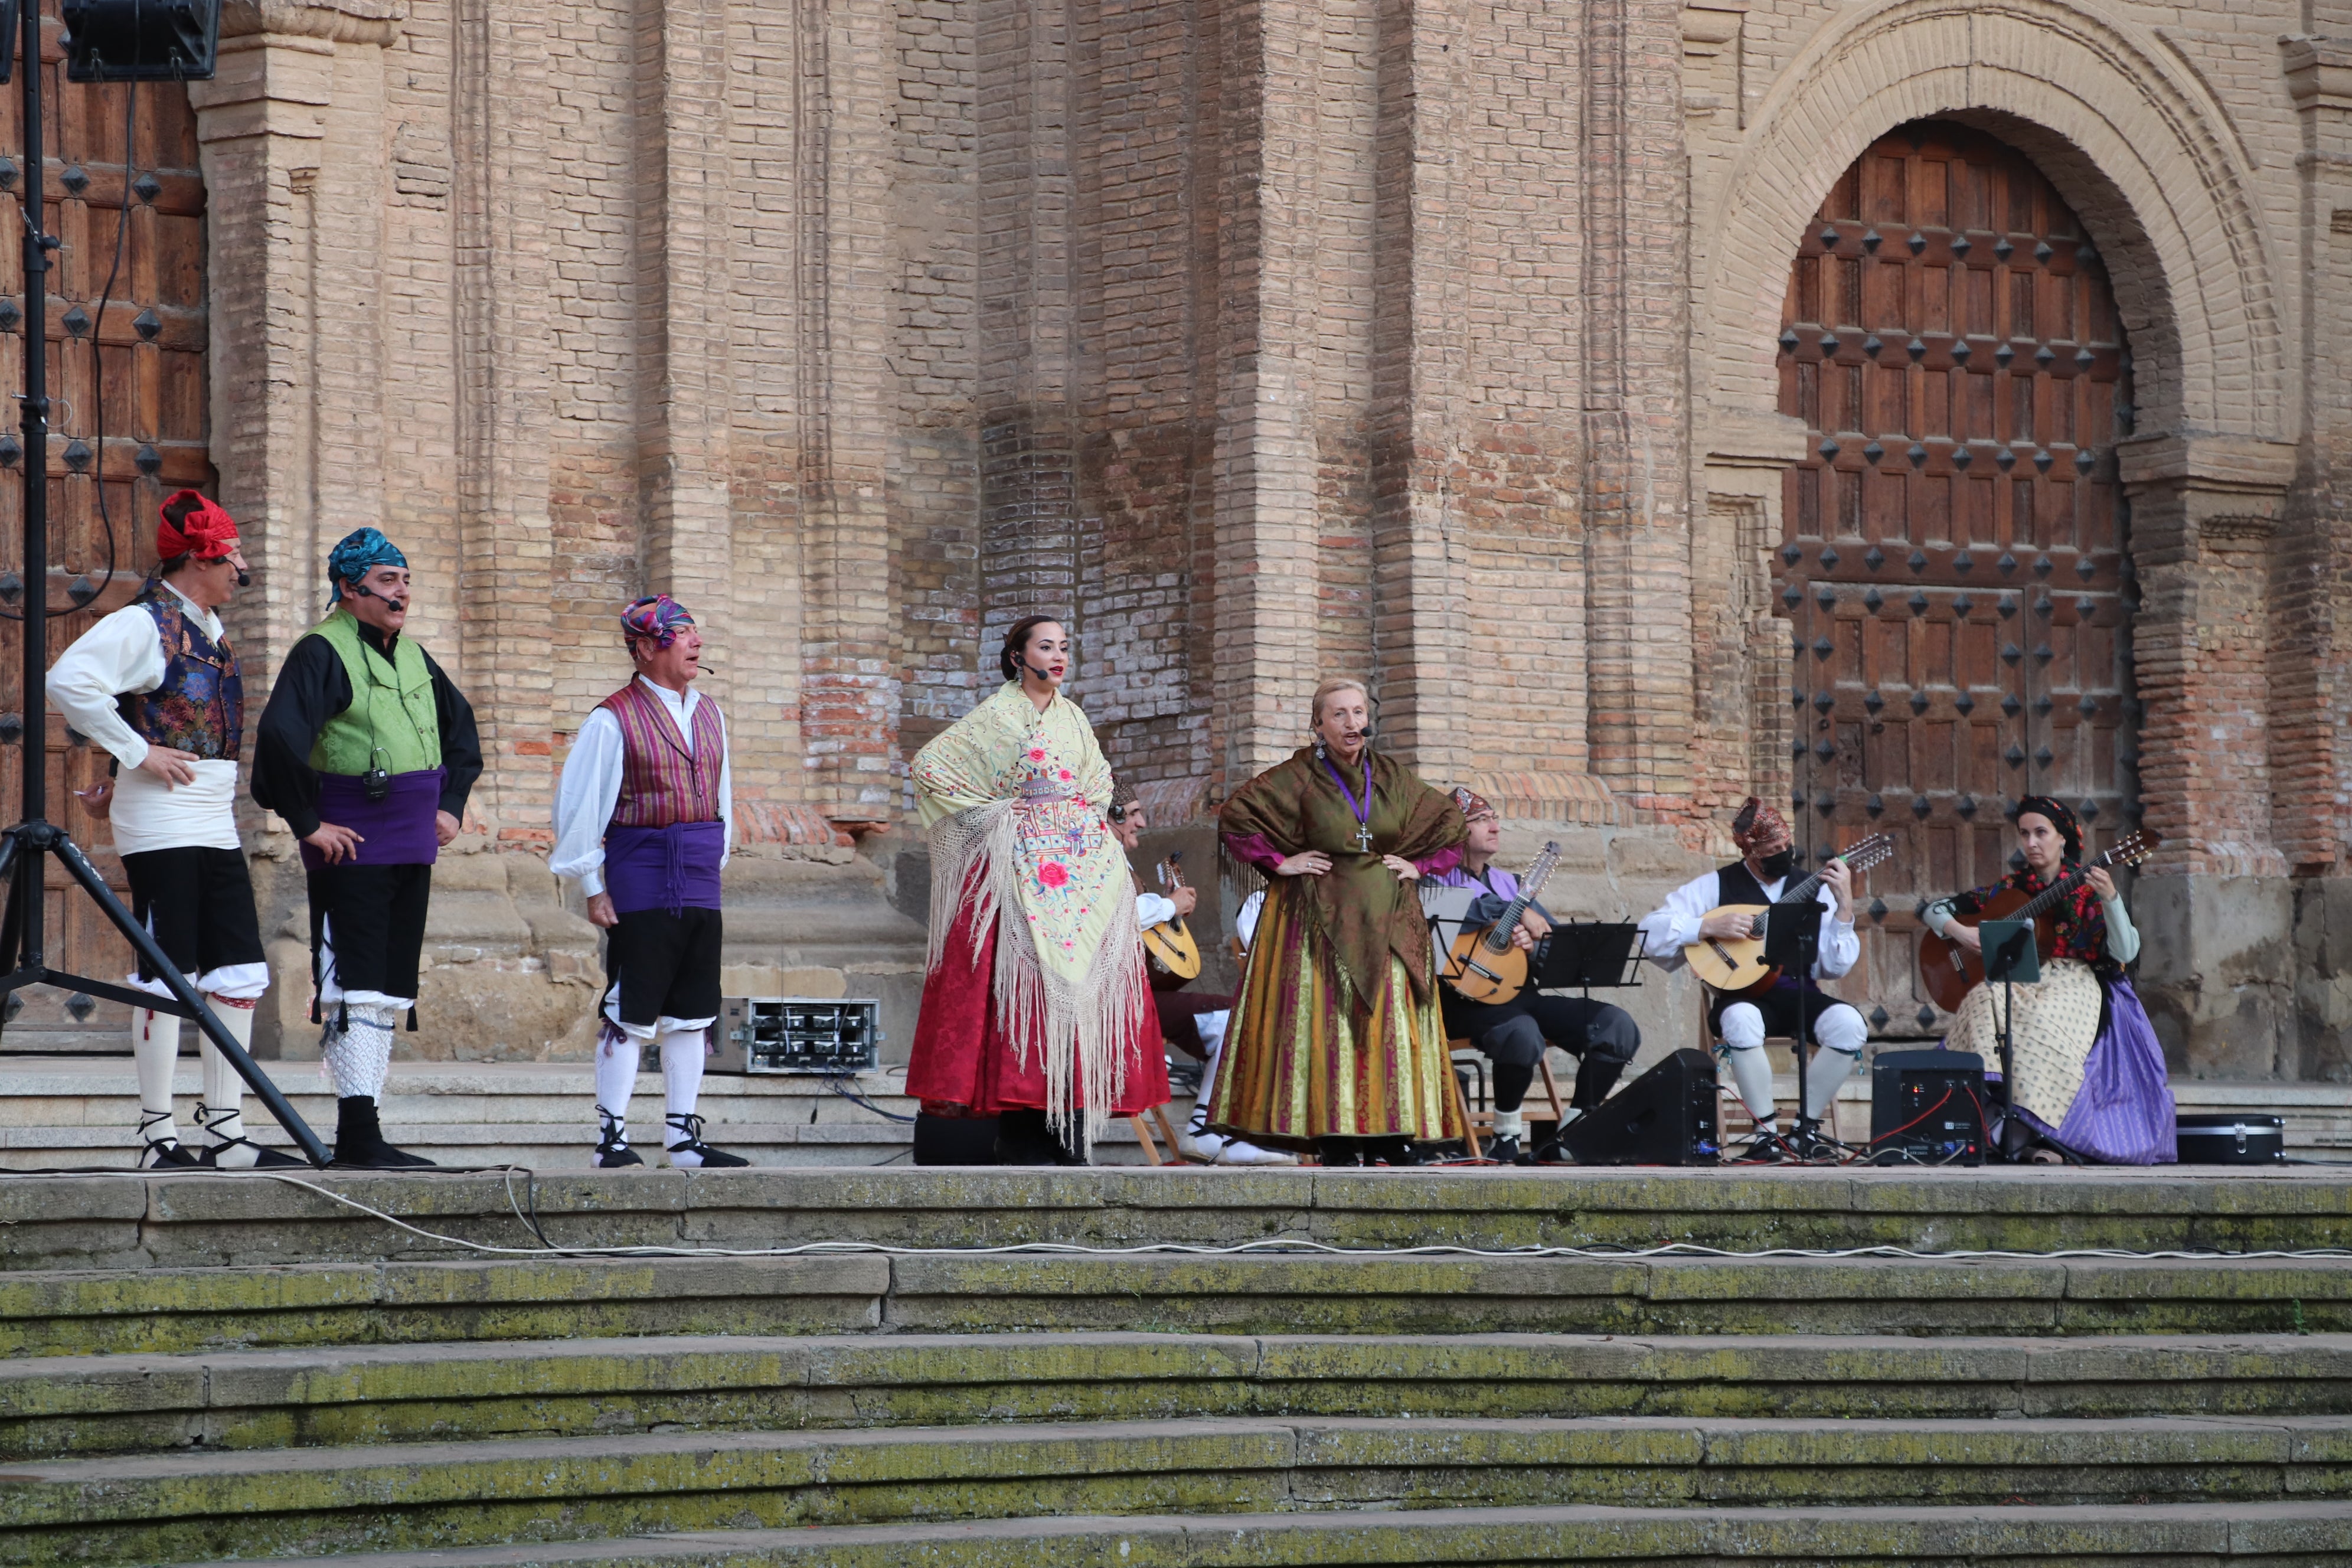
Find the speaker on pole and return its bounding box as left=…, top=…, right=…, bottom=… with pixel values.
left=1559, top=1048, right=1721, bottom=1165
left=61, top=0, right=218, bottom=81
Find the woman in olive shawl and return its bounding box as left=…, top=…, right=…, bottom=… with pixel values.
left=1208, top=678, right=1468, bottom=1163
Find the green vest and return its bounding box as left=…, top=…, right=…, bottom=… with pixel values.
left=303, top=609, right=443, bottom=777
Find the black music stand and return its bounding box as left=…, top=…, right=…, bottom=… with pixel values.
left=1534, top=922, right=1644, bottom=998
left=1979, top=918, right=2038, bottom=1159
left=1760, top=901, right=1826, bottom=1137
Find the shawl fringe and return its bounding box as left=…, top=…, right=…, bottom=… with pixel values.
left=927, top=799, right=1145, bottom=1144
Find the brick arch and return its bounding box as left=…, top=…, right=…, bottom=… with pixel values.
left=1698, top=0, right=2286, bottom=447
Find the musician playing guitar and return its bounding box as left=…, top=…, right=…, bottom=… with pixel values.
left=1423, top=787, right=1639, bottom=1162
left=1636, top=796, right=1866, bottom=1158
left=1916, top=796, right=2173, bottom=1165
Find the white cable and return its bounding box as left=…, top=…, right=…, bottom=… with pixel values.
left=228, top=1171, right=2352, bottom=1266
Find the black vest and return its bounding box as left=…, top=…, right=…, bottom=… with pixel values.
left=1714, top=861, right=1820, bottom=991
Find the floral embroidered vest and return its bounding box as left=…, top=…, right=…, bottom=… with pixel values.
left=117, top=587, right=243, bottom=760
left=598, top=680, right=724, bottom=829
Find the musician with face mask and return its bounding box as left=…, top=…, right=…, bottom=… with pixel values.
left=1636, top=797, right=1863, bottom=1158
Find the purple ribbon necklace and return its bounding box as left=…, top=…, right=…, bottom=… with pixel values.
left=1318, top=749, right=1376, bottom=852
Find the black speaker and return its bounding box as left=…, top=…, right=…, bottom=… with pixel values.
left=62, top=0, right=219, bottom=82
left=1561, top=1048, right=1720, bottom=1165
left=911, top=1112, right=999, bottom=1165
left=1868, top=1050, right=1985, bottom=1165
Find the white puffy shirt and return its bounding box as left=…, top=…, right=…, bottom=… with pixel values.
left=1638, top=865, right=1860, bottom=980
left=550, top=677, right=734, bottom=899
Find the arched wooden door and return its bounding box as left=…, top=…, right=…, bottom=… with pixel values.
left=1775, top=120, right=2137, bottom=1039
left=0, top=7, right=211, bottom=1048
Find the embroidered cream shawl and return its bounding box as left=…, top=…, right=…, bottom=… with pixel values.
left=913, top=682, right=1143, bottom=1134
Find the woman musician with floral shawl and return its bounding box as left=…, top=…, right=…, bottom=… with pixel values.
left=906, top=616, right=1165, bottom=1164
left=1920, top=796, right=2175, bottom=1164
left=1207, top=678, right=1468, bottom=1165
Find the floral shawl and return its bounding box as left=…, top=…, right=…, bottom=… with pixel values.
left=1220, top=747, right=1465, bottom=1007
left=1952, top=865, right=2122, bottom=981
left=913, top=682, right=1144, bottom=1133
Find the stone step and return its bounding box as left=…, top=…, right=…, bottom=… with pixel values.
left=5, top=1252, right=2350, bottom=1358
left=9, top=1165, right=2350, bottom=1272
left=8, top=1416, right=2351, bottom=1564
left=142, top=1501, right=2352, bottom=1568
left=8, top=1330, right=2352, bottom=1461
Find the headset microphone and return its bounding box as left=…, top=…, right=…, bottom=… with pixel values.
left=235, top=569, right=252, bottom=588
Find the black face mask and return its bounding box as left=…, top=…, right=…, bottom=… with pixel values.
left=1756, top=848, right=1796, bottom=882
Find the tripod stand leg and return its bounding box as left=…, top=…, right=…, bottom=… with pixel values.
left=48, top=832, right=331, bottom=1167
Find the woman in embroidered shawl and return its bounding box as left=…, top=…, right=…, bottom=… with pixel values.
left=1921, top=796, right=2175, bottom=1164
left=1208, top=678, right=1468, bottom=1164
left=906, top=616, right=1164, bottom=1164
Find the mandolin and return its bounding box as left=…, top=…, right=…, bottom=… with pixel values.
left=1442, top=842, right=1563, bottom=1006
left=1915, top=828, right=2160, bottom=1014
left=1679, top=832, right=1897, bottom=997
left=1141, top=853, right=1203, bottom=983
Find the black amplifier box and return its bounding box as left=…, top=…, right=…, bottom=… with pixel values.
left=1869, top=1050, right=1986, bottom=1165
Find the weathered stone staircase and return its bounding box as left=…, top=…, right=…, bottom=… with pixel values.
left=4, top=1167, right=2350, bottom=1564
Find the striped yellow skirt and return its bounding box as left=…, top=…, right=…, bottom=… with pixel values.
left=1204, top=885, right=1462, bottom=1148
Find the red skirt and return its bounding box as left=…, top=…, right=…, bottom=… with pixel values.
left=906, top=882, right=1168, bottom=1117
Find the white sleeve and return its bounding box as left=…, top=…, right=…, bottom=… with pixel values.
left=1814, top=881, right=1861, bottom=978
left=1236, top=890, right=1266, bottom=950
left=550, top=709, right=626, bottom=897
left=1636, top=871, right=1720, bottom=966
left=2103, top=894, right=2139, bottom=964
left=1135, top=893, right=1177, bottom=930
left=45, top=606, right=166, bottom=770
left=716, top=703, right=733, bottom=869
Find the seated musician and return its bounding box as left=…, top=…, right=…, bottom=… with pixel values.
left=1108, top=783, right=1295, bottom=1167
left=1424, top=787, right=1638, bottom=1162
left=1919, top=796, right=2174, bottom=1164
left=1636, top=796, right=1863, bottom=1158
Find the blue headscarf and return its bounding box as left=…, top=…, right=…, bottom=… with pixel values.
left=326, top=528, right=407, bottom=607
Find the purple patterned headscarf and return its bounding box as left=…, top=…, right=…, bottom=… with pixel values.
left=620, top=594, right=695, bottom=649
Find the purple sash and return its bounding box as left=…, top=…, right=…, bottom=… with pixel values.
left=605, top=820, right=726, bottom=915
left=302, top=767, right=445, bottom=871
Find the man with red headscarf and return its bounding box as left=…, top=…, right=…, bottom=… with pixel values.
left=551, top=594, right=746, bottom=1169
left=47, top=491, right=296, bottom=1168
left=1637, top=796, right=1866, bottom=1158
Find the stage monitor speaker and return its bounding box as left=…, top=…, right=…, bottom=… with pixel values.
left=1562, top=1048, right=1719, bottom=1165
left=61, top=0, right=218, bottom=81
left=1868, top=1050, right=1985, bottom=1165
left=912, top=1112, right=1000, bottom=1165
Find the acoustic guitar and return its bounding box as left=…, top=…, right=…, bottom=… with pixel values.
left=1678, top=832, right=1897, bottom=997
left=1915, top=828, right=2160, bottom=1014
left=1441, top=841, right=1564, bottom=1007
left=1141, top=853, right=1203, bottom=982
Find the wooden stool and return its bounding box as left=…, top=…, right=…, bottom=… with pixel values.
left=1126, top=1104, right=1191, bottom=1165
left=1449, top=1038, right=1569, bottom=1158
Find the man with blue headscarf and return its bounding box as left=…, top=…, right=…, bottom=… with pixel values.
left=253, top=528, right=483, bottom=1167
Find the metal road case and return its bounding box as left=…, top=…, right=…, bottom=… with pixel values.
left=710, top=997, right=881, bottom=1075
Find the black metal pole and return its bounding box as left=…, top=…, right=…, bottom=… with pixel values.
left=18, top=0, right=46, bottom=977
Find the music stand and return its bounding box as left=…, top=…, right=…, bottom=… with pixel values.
left=1979, top=918, right=2039, bottom=1158
left=1534, top=922, right=1644, bottom=997
left=1760, top=901, right=1827, bottom=1136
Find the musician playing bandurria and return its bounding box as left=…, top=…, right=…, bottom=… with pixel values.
left=1424, top=786, right=1639, bottom=1162
left=1208, top=678, right=1468, bottom=1166
left=1919, top=796, right=2174, bottom=1164
left=1637, top=797, right=1863, bottom=1157
left=905, top=617, right=1165, bottom=1165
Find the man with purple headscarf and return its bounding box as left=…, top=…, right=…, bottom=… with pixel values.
left=551, top=594, right=746, bottom=1169
left=253, top=528, right=482, bottom=1167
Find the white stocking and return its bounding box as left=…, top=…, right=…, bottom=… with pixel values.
left=198, top=999, right=262, bottom=1167
left=322, top=1001, right=398, bottom=1102
left=1188, top=1011, right=1229, bottom=1131
left=660, top=1023, right=707, bottom=1123
left=133, top=1007, right=181, bottom=1145
left=1802, top=1004, right=1870, bottom=1122
left=596, top=1027, right=642, bottom=1148
left=1716, top=1001, right=1778, bottom=1126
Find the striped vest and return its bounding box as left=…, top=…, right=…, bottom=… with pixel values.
left=597, top=679, right=724, bottom=829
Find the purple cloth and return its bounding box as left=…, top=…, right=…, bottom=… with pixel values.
left=1223, top=831, right=1288, bottom=874
left=1981, top=977, right=2177, bottom=1165
left=301, top=767, right=444, bottom=870
left=605, top=820, right=725, bottom=915
left=1425, top=863, right=1518, bottom=897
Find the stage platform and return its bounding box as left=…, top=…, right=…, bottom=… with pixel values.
left=2, top=1053, right=2348, bottom=1169
left=2, top=1165, right=2349, bottom=1565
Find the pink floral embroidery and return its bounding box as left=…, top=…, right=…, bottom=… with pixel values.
left=1058, top=768, right=1072, bottom=781
left=1028, top=747, right=1047, bottom=761
left=1038, top=860, right=1071, bottom=890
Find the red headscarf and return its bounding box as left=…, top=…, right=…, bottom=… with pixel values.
left=1731, top=795, right=1791, bottom=854
left=156, top=491, right=239, bottom=563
